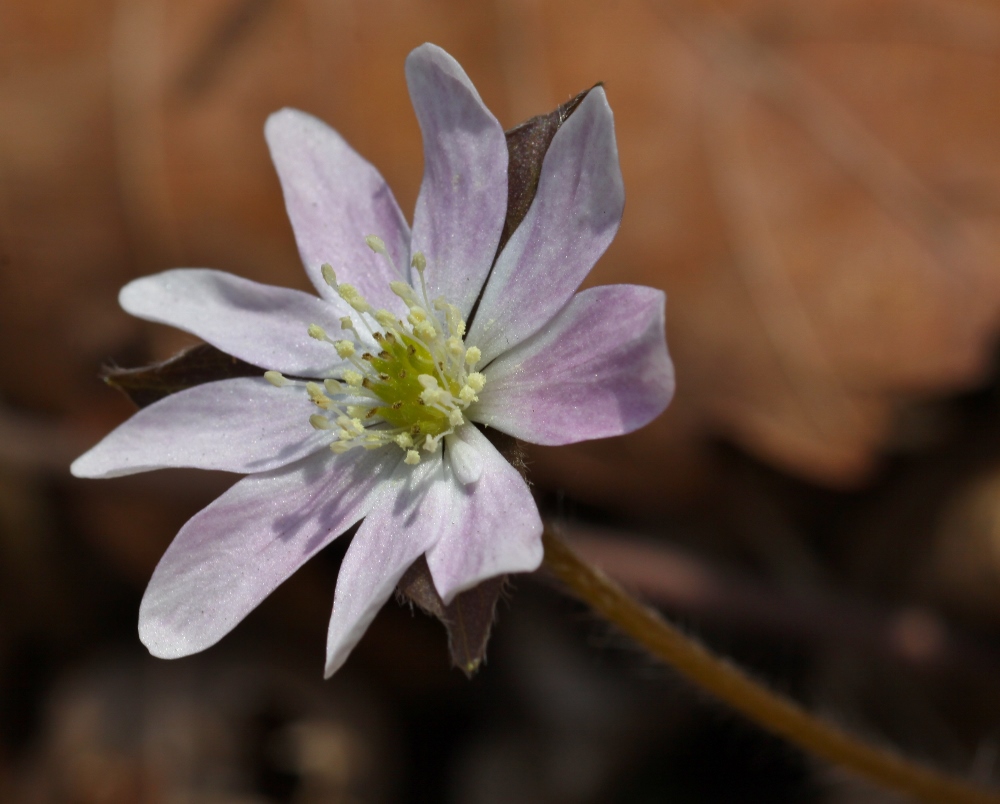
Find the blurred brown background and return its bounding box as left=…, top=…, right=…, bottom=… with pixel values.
left=4, top=0, right=1000, bottom=801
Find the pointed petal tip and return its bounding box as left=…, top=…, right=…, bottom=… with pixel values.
left=404, top=42, right=457, bottom=76
left=69, top=454, right=92, bottom=478
left=263, top=106, right=308, bottom=144
left=139, top=619, right=192, bottom=660
left=323, top=652, right=345, bottom=680
left=117, top=271, right=156, bottom=316
left=406, top=41, right=442, bottom=60
left=404, top=41, right=491, bottom=111
left=68, top=447, right=143, bottom=480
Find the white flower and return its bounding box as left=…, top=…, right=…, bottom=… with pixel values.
left=71, top=44, right=674, bottom=677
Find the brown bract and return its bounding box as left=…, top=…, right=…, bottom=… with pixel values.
left=4, top=0, right=1000, bottom=517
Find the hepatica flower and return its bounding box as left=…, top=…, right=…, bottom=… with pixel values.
left=71, top=44, right=674, bottom=677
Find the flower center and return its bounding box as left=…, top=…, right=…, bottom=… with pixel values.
left=264, top=237, right=484, bottom=466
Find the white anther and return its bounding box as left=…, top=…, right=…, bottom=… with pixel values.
left=449, top=408, right=464, bottom=426
left=374, top=309, right=397, bottom=328
left=423, top=435, right=440, bottom=452
left=306, top=382, right=334, bottom=410
left=335, top=340, right=356, bottom=358
left=459, top=385, right=478, bottom=404
left=411, top=251, right=427, bottom=273
left=338, top=284, right=371, bottom=313
left=330, top=441, right=351, bottom=454
left=346, top=405, right=368, bottom=418
left=414, top=321, right=437, bottom=340
left=308, top=324, right=327, bottom=341
left=309, top=414, right=332, bottom=430
left=334, top=416, right=365, bottom=437
left=446, top=336, right=463, bottom=357
left=395, top=433, right=413, bottom=449
left=340, top=316, right=356, bottom=333
left=321, top=263, right=338, bottom=288
left=264, top=370, right=287, bottom=387
left=407, top=307, right=428, bottom=324
left=420, top=388, right=444, bottom=405
left=466, top=372, right=485, bottom=392
left=417, top=375, right=439, bottom=390
left=390, top=281, right=420, bottom=307
left=404, top=449, right=421, bottom=465
left=324, top=379, right=342, bottom=394
left=343, top=370, right=363, bottom=388
left=464, top=346, right=481, bottom=367
left=365, top=234, right=387, bottom=254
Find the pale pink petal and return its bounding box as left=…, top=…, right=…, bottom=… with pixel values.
left=406, top=43, right=508, bottom=318
left=324, top=453, right=447, bottom=676
left=467, top=88, right=624, bottom=363
left=473, top=285, right=673, bottom=445
left=71, top=378, right=333, bottom=478
left=139, top=447, right=399, bottom=659
left=120, top=269, right=362, bottom=375
left=265, top=109, right=411, bottom=312
left=426, top=425, right=543, bottom=604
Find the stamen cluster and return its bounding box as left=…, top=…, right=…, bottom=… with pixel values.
left=265, top=236, right=485, bottom=466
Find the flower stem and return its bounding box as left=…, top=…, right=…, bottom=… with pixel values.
left=542, top=528, right=1000, bottom=804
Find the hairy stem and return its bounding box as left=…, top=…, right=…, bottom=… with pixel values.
left=542, top=529, right=1000, bottom=804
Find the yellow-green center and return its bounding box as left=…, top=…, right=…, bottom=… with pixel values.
left=366, top=331, right=457, bottom=440
left=263, top=243, right=486, bottom=466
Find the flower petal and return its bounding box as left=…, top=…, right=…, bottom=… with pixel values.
left=474, top=285, right=674, bottom=445
left=324, top=452, right=446, bottom=676
left=467, top=88, right=625, bottom=363
left=70, top=378, right=333, bottom=478
left=406, top=43, right=508, bottom=318
left=265, top=108, right=411, bottom=312
left=426, top=425, right=543, bottom=604
left=445, top=431, right=483, bottom=485
left=120, top=269, right=362, bottom=375
left=139, top=447, right=398, bottom=659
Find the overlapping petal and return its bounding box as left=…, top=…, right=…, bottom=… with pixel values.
left=324, top=453, right=447, bottom=677
left=71, top=378, right=334, bottom=478
left=120, top=269, right=362, bottom=375
left=473, top=285, right=673, bottom=445
left=266, top=109, right=411, bottom=312
left=467, top=88, right=625, bottom=363
left=444, top=431, right=484, bottom=485
left=140, top=447, right=399, bottom=659
left=425, top=425, right=543, bottom=603
left=406, top=44, right=508, bottom=318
